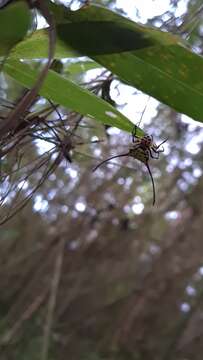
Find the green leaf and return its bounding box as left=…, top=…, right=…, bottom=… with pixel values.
left=10, top=29, right=77, bottom=60
left=52, top=4, right=203, bottom=123
left=65, top=60, right=101, bottom=75
left=0, top=1, right=31, bottom=56
left=4, top=59, right=138, bottom=134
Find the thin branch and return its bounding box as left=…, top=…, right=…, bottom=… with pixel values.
left=41, top=237, right=66, bottom=360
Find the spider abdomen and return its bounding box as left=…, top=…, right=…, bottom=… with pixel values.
left=129, top=145, right=149, bottom=164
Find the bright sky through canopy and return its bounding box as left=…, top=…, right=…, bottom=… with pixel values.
left=116, top=0, right=188, bottom=23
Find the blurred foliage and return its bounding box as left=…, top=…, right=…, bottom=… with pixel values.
left=1, top=1, right=203, bottom=360
left=0, top=1, right=31, bottom=56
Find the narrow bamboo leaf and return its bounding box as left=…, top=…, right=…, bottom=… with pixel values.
left=0, top=1, right=31, bottom=56
left=53, top=4, right=203, bottom=123
left=4, top=59, right=139, bottom=134
left=10, top=29, right=77, bottom=60
left=65, top=60, right=101, bottom=75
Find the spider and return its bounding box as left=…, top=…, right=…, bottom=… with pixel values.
left=93, top=125, right=167, bottom=205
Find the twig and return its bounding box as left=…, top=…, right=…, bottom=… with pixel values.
left=1, top=291, right=47, bottom=346
left=41, top=237, right=66, bottom=360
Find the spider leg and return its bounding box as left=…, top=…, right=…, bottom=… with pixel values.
left=152, top=146, right=164, bottom=154
left=145, top=162, right=156, bottom=205
left=132, top=125, right=138, bottom=143
left=149, top=148, right=159, bottom=159
left=93, top=152, right=129, bottom=172
left=131, top=143, right=142, bottom=150
left=153, top=147, right=164, bottom=153
left=132, top=125, right=137, bottom=143
left=156, top=138, right=168, bottom=149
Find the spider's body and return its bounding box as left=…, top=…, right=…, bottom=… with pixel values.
left=129, top=144, right=149, bottom=164
left=93, top=125, right=167, bottom=205
left=131, top=127, right=165, bottom=162
left=140, top=135, right=153, bottom=149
